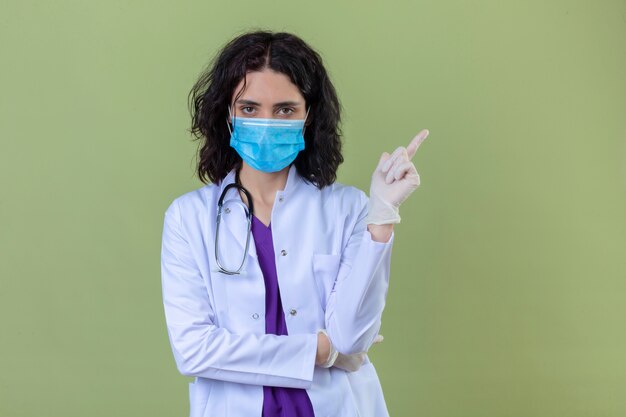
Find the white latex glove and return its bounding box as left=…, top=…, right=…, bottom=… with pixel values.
left=317, top=329, right=384, bottom=372
left=365, top=129, right=430, bottom=225
left=333, top=334, right=384, bottom=372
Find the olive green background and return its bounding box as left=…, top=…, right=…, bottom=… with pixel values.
left=1, top=0, right=625, bottom=416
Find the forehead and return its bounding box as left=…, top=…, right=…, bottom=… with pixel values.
left=231, top=68, right=304, bottom=104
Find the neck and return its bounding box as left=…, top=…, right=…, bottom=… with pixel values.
left=237, top=163, right=290, bottom=206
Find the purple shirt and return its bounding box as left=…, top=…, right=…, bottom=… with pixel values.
left=251, top=215, right=316, bottom=417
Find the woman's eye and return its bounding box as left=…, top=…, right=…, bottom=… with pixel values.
left=278, top=108, right=294, bottom=115
left=241, top=106, right=255, bottom=114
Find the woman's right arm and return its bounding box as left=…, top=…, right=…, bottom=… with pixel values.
left=161, top=200, right=320, bottom=388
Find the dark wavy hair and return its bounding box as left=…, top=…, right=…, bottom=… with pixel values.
left=188, top=30, right=343, bottom=189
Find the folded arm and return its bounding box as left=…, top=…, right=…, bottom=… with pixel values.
left=161, top=200, right=318, bottom=388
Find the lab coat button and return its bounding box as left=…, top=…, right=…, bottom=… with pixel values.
left=278, top=196, right=284, bottom=202
left=252, top=313, right=259, bottom=319
left=224, top=207, right=231, bottom=214
left=280, top=249, right=287, bottom=256
left=289, top=309, right=297, bottom=316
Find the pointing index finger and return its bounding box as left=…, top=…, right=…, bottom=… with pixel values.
left=406, top=129, right=429, bottom=159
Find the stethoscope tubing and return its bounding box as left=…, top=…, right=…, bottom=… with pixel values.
left=215, top=182, right=254, bottom=275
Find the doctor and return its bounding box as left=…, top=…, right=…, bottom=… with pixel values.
left=161, top=30, right=429, bottom=417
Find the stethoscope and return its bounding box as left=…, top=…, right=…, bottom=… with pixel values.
left=214, top=172, right=254, bottom=275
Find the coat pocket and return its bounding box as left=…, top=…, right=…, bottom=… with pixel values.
left=312, top=253, right=342, bottom=309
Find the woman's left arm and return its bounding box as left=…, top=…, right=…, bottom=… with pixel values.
left=324, top=130, right=429, bottom=355
left=323, top=195, right=395, bottom=355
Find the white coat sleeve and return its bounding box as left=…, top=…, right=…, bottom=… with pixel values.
left=161, top=199, right=318, bottom=388
left=324, top=189, right=395, bottom=355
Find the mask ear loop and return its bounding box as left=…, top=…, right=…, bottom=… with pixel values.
left=302, top=105, right=311, bottom=137
left=226, top=105, right=234, bottom=136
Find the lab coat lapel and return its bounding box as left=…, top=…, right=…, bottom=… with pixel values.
left=214, top=164, right=303, bottom=271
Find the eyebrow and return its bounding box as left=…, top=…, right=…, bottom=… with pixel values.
left=235, top=99, right=302, bottom=107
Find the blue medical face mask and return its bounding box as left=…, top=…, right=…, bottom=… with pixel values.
left=227, top=106, right=310, bottom=173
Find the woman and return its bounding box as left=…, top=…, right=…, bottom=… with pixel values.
left=161, top=30, right=429, bottom=417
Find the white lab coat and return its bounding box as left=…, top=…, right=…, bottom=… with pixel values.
left=161, top=163, right=395, bottom=417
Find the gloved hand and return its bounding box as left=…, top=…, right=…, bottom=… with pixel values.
left=365, top=129, right=429, bottom=225
left=317, top=329, right=384, bottom=372
left=333, top=334, right=384, bottom=372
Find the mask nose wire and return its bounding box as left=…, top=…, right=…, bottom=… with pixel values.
left=227, top=104, right=309, bottom=135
